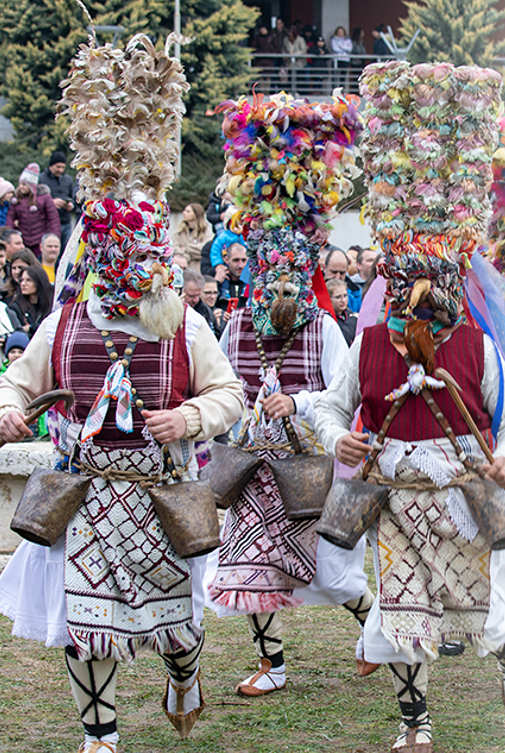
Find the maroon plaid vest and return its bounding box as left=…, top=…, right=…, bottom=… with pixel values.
left=227, top=308, right=326, bottom=408
left=359, top=323, right=491, bottom=441
left=52, top=302, right=190, bottom=448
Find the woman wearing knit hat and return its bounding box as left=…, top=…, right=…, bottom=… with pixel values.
left=0, top=178, right=14, bottom=226
left=6, top=162, right=60, bottom=256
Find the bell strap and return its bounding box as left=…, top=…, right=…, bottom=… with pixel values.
left=361, top=392, right=410, bottom=480
left=99, top=331, right=183, bottom=480
left=253, top=327, right=299, bottom=374
left=100, top=330, right=145, bottom=412
left=253, top=326, right=302, bottom=454
left=419, top=388, right=485, bottom=478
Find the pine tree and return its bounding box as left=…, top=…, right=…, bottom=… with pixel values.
left=399, top=0, right=505, bottom=65
left=168, top=0, right=258, bottom=208
left=181, top=0, right=258, bottom=158
left=0, top=0, right=169, bottom=152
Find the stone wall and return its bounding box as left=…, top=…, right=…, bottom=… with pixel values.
left=0, top=440, right=53, bottom=553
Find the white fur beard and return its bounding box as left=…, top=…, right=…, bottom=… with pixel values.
left=138, top=277, right=184, bottom=340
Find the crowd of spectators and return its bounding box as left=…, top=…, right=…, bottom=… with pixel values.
left=321, top=244, right=380, bottom=344
left=252, top=18, right=392, bottom=94
left=0, top=149, right=77, bottom=364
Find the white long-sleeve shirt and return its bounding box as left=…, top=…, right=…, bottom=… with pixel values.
left=220, top=313, right=348, bottom=430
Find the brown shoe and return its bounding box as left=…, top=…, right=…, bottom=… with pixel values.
left=356, top=658, right=381, bottom=677
left=236, top=657, right=286, bottom=697
left=162, top=669, right=206, bottom=739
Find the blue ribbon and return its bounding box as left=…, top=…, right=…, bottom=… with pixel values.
left=466, top=297, right=504, bottom=442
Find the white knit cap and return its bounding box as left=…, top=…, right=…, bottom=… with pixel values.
left=0, top=178, right=14, bottom=200
left=18, top=163, right=40, bottom=189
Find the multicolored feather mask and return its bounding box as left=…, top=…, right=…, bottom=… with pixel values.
left=360, top=60, right=502, bottom=324
left=212, top=90, right=363, bottom=333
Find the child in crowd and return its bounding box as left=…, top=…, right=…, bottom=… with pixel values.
left=0, top=330, right=30, bottom=370
left=0, top=331, right=48, bottom=439
left=0, top=178, right=15, bottom=226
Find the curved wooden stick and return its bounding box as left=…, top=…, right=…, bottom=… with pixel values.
left=0, top=389, right=75, bottom=448
left=434, top=367, right=494, bottom=464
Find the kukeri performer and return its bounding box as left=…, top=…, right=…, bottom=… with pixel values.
left=315, top=61, right=505, bottom=752
left=0, top=30, right=243, bottom=753
left=206, top=92, right=376, bottom=696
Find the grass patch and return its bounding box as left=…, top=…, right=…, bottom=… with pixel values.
left=0, top=548, right=504, bottom=752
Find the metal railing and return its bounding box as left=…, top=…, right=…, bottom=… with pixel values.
left=247, top=52, right=393, bottom=98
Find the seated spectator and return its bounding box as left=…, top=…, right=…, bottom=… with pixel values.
left=182, top=269, right=220, bottom=338
left=6, top=163, right=60, bottom=256
left=216, top=242, right=249, bottom=322
left=8, top=265, right=53, bottom=338
left=0, top=227, right=24, bottom=261
left=348, top=247, right=379, bottom=291
left=327, top=278, right=357, bottom=346
left=201, top=275, right=223, bottom=332
left=324, top=247, right=361, bottom=312
left=206, top=188, right=232, bottom=237
left=0, top=179, right=15, bottom=226
left=40, top=233, right=61, bottom=284
left=172, top=203, right=213, bottom=271
left=2, top=248, right=41, bottom=305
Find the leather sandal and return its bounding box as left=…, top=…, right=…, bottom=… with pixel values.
left=356, top=658, right=381, bottom=677
left=391, top=727, right=434, bottom=753
left=236, top=657, right=286, bottom=697
left=162, top=669, right=206, bottom=740
left=77, top=742, right=116, bottom=753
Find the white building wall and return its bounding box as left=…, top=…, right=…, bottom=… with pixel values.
left=328, top=210, right=373, bottom=250
left=321, top=0, right=349, bottom=46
